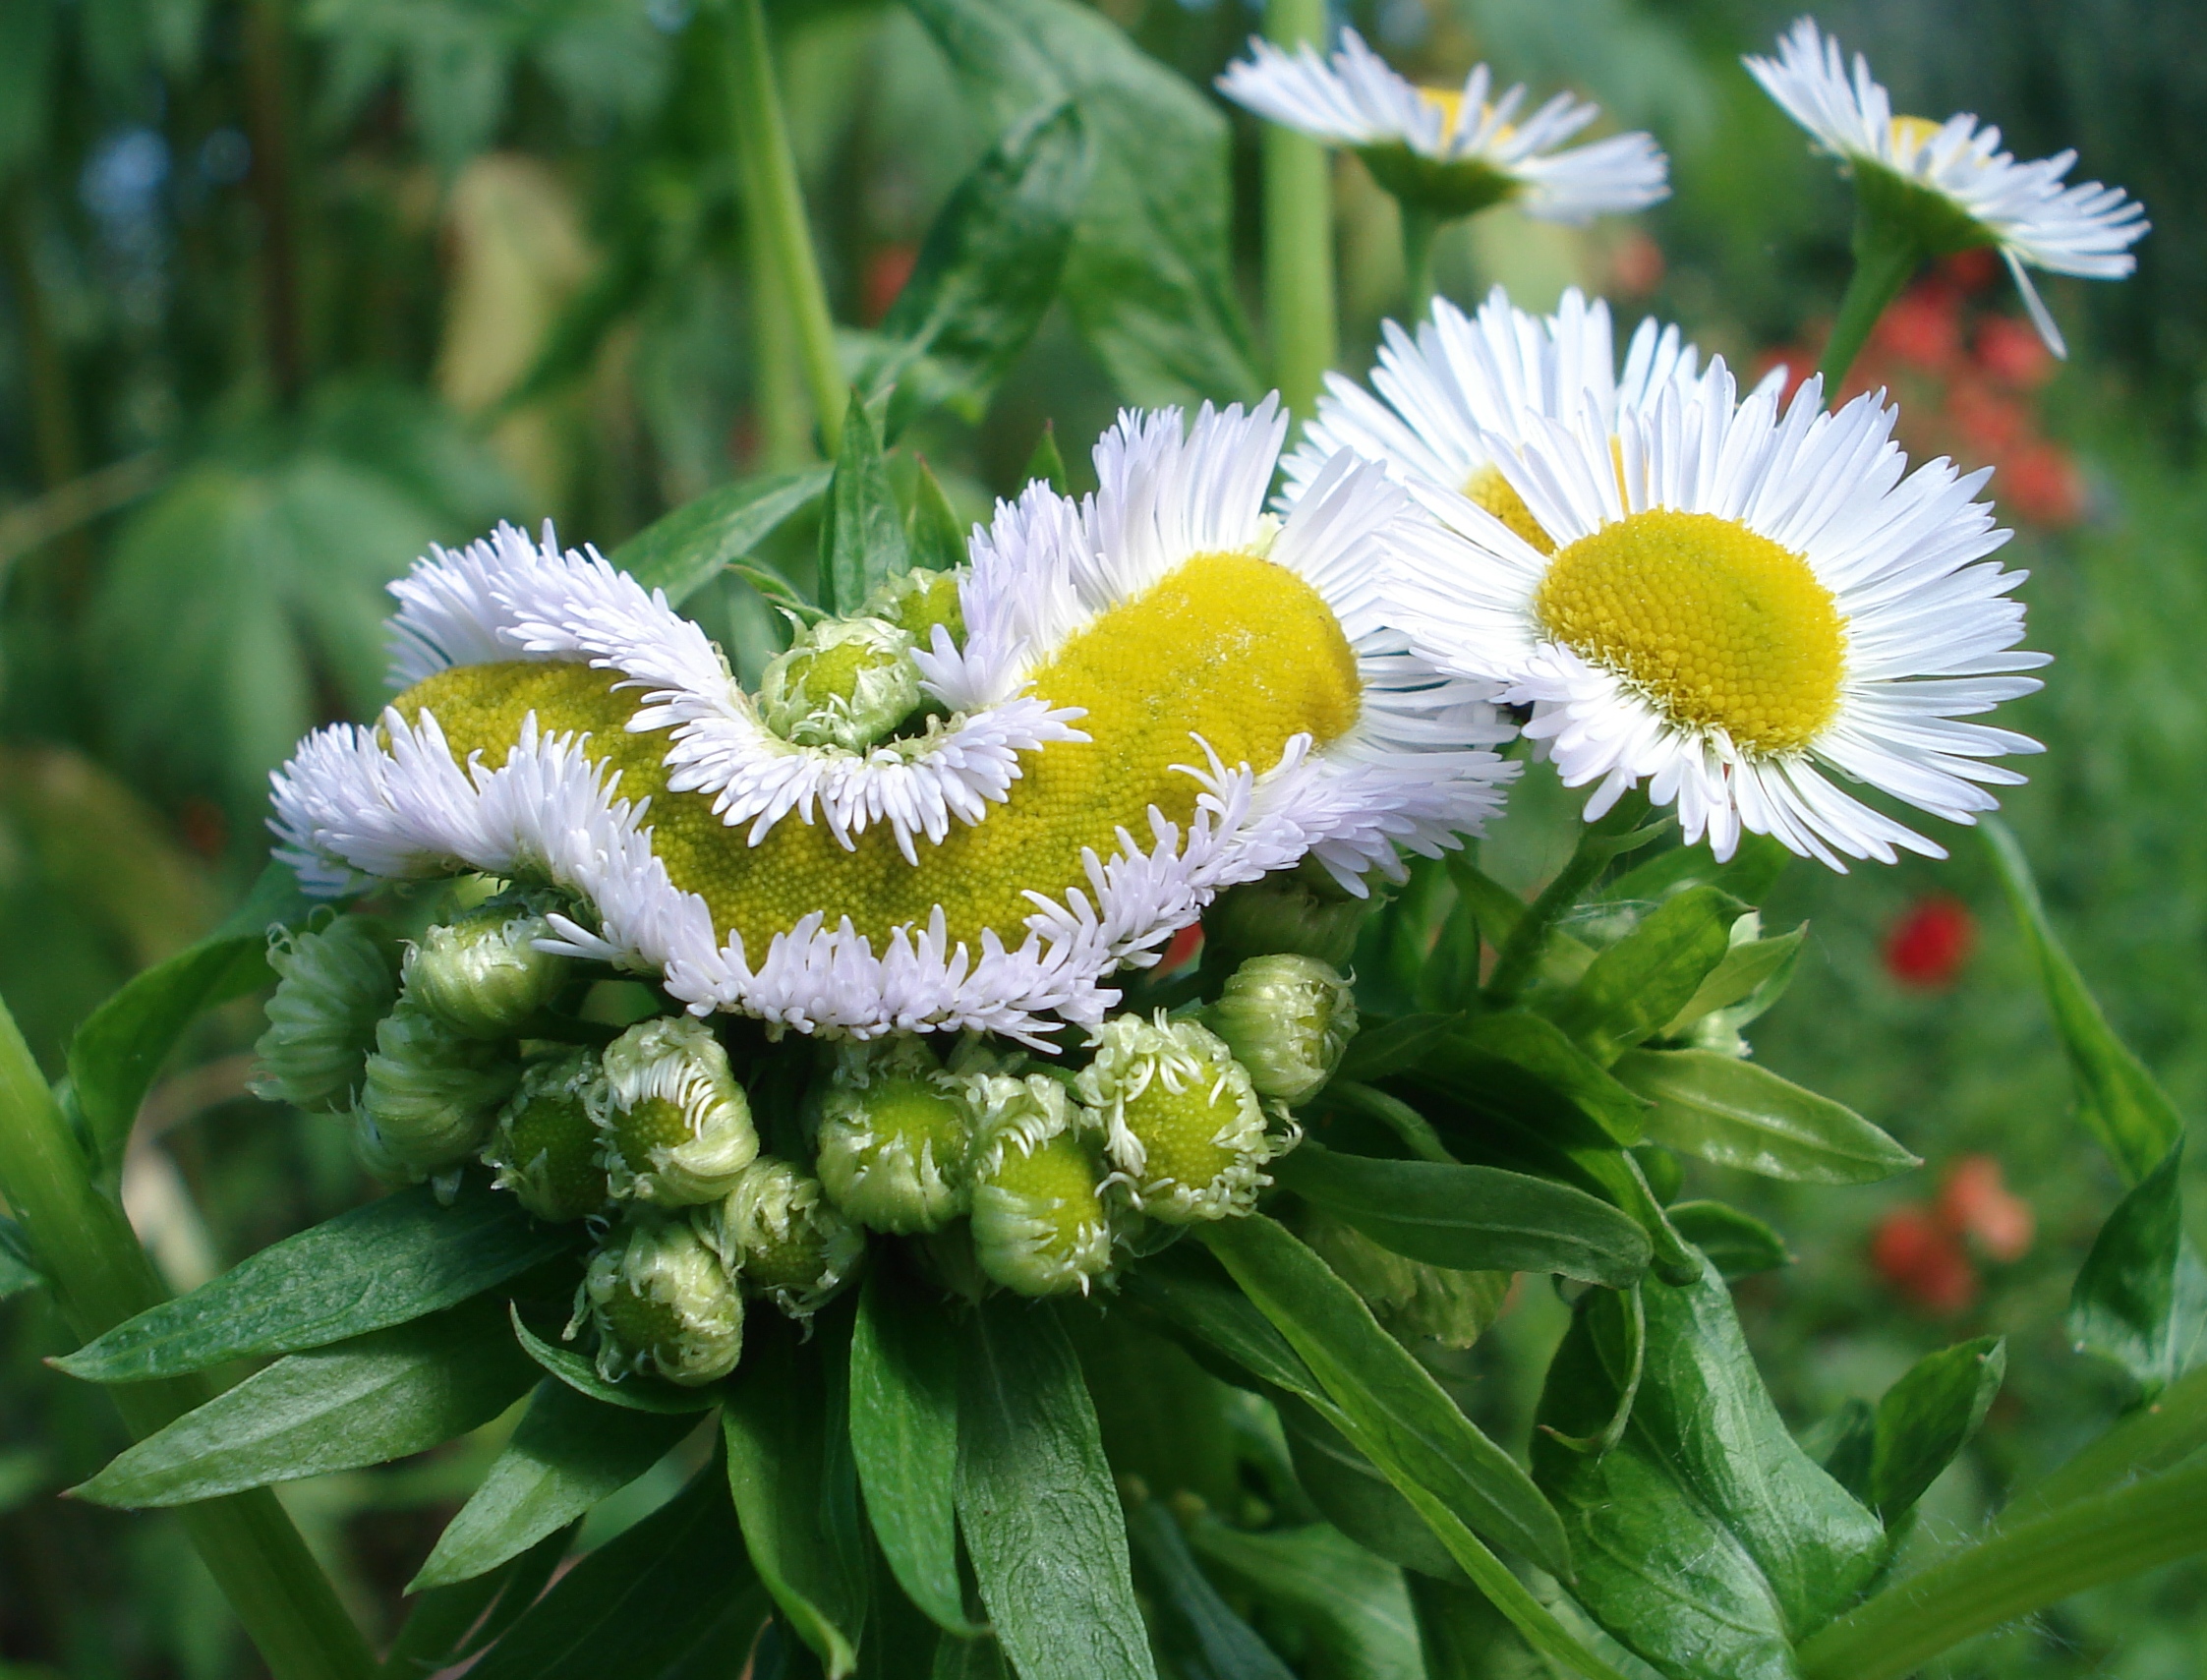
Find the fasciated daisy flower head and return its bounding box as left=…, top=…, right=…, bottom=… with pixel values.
left=1216, top=29, right=1667, bottom=223
left=1745, top=17, right=2147, bottom=356
left=1283, top=285, right=1778, bottom=550
left=1389, top=367, right=2048, bottom=869
left=267, top=399, right=1515, bottom=1047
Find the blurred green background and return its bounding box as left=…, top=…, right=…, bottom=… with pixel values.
left=2, top=0, right=2201, bottom=1674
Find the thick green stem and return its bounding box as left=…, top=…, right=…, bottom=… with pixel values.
left=1796, top=1453, right=2207, bottom=1680
left=2000, top=1363, right=2207, bottom=1528
left=1260, top=0, right=1336, bottom=418
left=240, top=0, right=308, bottom=406
left=0, top=183, right=92, bottom=598
left=726, top=0, right=842, bottom=458
left=1817, top=211, right=1921, bottom=395
left=1482, top=792, right=1654, bottom=1008
left=1399, top=202, right=1440, bottom=319
left=0, top=1001, right=376, bottom=1680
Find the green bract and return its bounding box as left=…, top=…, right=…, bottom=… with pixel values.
left=576, top=1213, right=743, bottom=1388
left=1204, top=953, right=1358, bottom=1105
left=401, top=896, right=572, bottom=1039
left=357, top=1004, right=521, bottom=1178
left=483, top=1051, right=610, bottom=1222
left=816, top=1037, right=973, bottom=1234
left=708, top=1156, right=865, bottom=1318
left=251, top=914, right=401, bottom=1113
left=965, top=1072, right=1117, bottom=1297
left=594, top=1016, right=759, bottom=1206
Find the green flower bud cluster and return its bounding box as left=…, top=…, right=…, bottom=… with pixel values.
left=757, top=567, right=967, bottom=754
left=253, top=914, right=404, bottom=1113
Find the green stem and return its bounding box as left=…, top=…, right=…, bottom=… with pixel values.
left=2000, top=1363, right=2207, bottom=1528
left=0, top=1000, right=376, bottom=1680
left=1482, top=792, right=1655, bottom=1008
left=240, top=0, right=308, bottom=407
left=1817, top=210, right=1922, bottom=396
left=1398, top=202, right=1440, bottom=319
left=1796, top=1453, right=2207, bottom=1680
left=726, top=0, right=842, bottom=458
left=1260, top=0, right=1336, bottom=418
left=0, top=182, right=92, bottom=599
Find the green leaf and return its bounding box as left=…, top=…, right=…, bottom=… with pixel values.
left=2002, top=1361, right=2207, bottom=1524
left=1023, top=423, right=1071, bottom=493
left=850, top=1269, right=971, bottom=1637
left=1127, top=1501, right=1297, bottom=1680
left=1984, top=817, right=2183, bottom=1183
left=1547, top=887, right=1736, bottom=1065
left=74, top=1296, right=539, bottom=1507
left=1659, top=927, right=1804, bottom=1039
left=819, top=393, right=907, bottom=617
left=1605, top=834, right=1792, bottom=907
left=383, top=1523, right=578, bottom=1678
left=508, top=1304, right=722, bottom=1415
left=1868, top=1337, right=2005, bottom=1524
left=933, top=1636, right=1013, bottom=1680
left=1186, top=1520, right=1422, bottom=1680
left=1813, top=1400, right=1877, bottom=1508
left=724, top=1313, right=870, bottom=1678
left=905, top=0, right=1260, bottom=405
left=1407, top=1574, right=1545, bottom=1680
left=1276, top=1395, right=1463, bottom=1582
left=2068, top=1141, right=2207, bottom=1397
left=0, top=1215, right=43, bottom=1301
left=610, top=467, right=832, bottom=608
left=1336, top=1013, right=1461, bottom=1087
left=1199, top=1217, right=1568, bottom=1578
left=955, top=1295, right=1158, bottom=1680
left=1613, top=1048, right=1918, bottom=1184
left=1534, top=1262, right=1886, bottom=1679
left=465, top=1465, right=768, bottom=1680
left=66, top=861, right=319, bottom=1175
left=904, top=459, right=969, bottom=577
left=1273, top=1143, right=1650, bottom=1288
left=1417, top=1014, right=1651, bottom=1146
left=59, top=1181, right=573, bottom=1383
left=1665, top=1200, right=1791, bottom=1280
left=875, top=99, right=1089, bottom=423
left=412, top=1381, right=697, bottom=1591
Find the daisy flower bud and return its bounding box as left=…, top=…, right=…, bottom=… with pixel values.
left=251, top=915, right=402, bottom=1112
left=1205, top=868, right=1366, bottom=968
left=484, top=1050, right=609, bottom=1222
left=401, top=895, right=571, bottom=1039
left=709, top=1157, right=865, bottom=1319
left=758, top=616, right=923, bottom=751
left=577, top=1213, right=742, bottom=1387
left=358, top=1004, right=520, bottom=1175
left=966, top=1073, right=1115, bottom=1296
left=595, top=1016, right=759, bottom=1206
left=1203, top=955, right=1359, bottom=1106
left=816, top=1038, right=972, bottom=1234
left=860, top=567, right=966, bottom=650
left=1076, top=1014, right=1288, bottom=1223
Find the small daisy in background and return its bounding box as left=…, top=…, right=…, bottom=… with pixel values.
left=1746, top=16, right=2147, bottom=375
left=1217, top=28, right=1666, bottom=305
left=1388, top=369, right=2048, bottom=870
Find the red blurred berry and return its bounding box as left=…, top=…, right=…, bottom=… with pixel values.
left=1937, top=1155, right=2036, bottom=1263
left=1874, top=284, right=1962, bottom=373
left=1754, top=345, right=1814, bottom=408
left=861, top=242, right=919, bottom=325
left=1976, top=314, right=2056, bottom=388
left=2000, top=441, right=2085, bottom=528
left=1871, top=1205, right=1980, bottom=1314
left=1885, top=896, right=1976, bottom=989
left=1942, top=248, right=2001, bottom=292
left=177, top=796, right=229, bottom=860
left=1946, top=377, right=2028, bottom=457
left=1608, top=231, right=1665, bottom=297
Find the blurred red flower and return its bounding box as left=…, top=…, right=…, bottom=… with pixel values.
left=1938, top=1154, right=2036, bottom=1263
left=1942, top=248, right=2001, bottom=292
left=1976, top=314, right=2056, bottom=388
left=2000, top=441, right=2085, bottom=528
left=1884, top=896, right=1976, bottom=989
left=1946, top=377, right=2029, bottom=456
left=1874, top=283, right=1962, bottom=373
left=1871, top=1204, right=1979, bottom=1314
left=1608, top=231, right=1665, bottom=297
left=862, top=242, right=919, bottom=325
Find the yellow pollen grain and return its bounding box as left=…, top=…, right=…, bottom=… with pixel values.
left=1122, top=1077, right=1241, bottom=1192
left=1534, top=508, right=1845, bottom=755
left=1464, top=463, right=1554, bottom=554
left=389, top=550, right=1361, bottom=956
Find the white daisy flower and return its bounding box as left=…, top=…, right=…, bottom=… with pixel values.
left=1216, top=29, right=1666, bottom=224
left=1282, top=286, right=1780, bottom=550
left=270, top=401, right=1516, bottom=1045
left=1745, top=17, right=2147, bottom=357
left=1387, top=368, right=2047, bottom=869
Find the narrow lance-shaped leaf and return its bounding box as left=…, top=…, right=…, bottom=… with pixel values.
left=1984, top=817, right=2182, bottom=1183
left=1547, top=887, right=1736, bottom=1066
left=1126, top=1500, right=1297, bottom=1680
left=1022, top=422, right=1071, bottom=493
left=610, top=467, right=832, bottom=608
left=508, top=1304, right=720, bottom=1415
left=956, top=1295, right=1158, bottom=1680
left=1419, top=1013, right=1651, bottom=1146
left=905, top=458, right=969, bottom=576
left=1665, top=1200, right=1791, bottom=1280
left=60, top=1180, right=573, bottom=1384
left=1661, top=926, right=1804, bottom=1039
left=1186, top=1520, right=1424, bottom=1680
left=1868, top=1337, right=2005, bottom=1524
left=1272, top=1143, right=1650, bottom=1288
left=1613, top=1048, right=1918, bottom=1184
left=0, top=1216, right=42, bottom=1302
left=412, top=1381, right=698, bottom=1592
left=850, top=1269, right=972, bottom=1636
left=383, top=1523, right=578, bottom=1680
left=2068, top=1140, right=2207, bottom=1397
left=819, top=391, right=907, bottom=615
left=74, top=1296, right=539, bottom=1508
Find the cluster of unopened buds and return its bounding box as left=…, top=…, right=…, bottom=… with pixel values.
left=250, top=898, right=1355, bottom=1387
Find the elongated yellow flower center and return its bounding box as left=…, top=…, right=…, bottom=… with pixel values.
left=1464, top=463, right=1554, bottom=554
left=393, top=550, right=1360, bottom=954
left=1888, top=115, right=1946, bottom=158
left=1534, top=509, right=1845, bottom=755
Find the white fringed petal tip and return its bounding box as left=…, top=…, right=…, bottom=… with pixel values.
left=1387, top=367, right=2047, bottom=871
left=1216, top=29, right=1667, bottom=223
left=1745, top=17, right=2147, bottom=356
left=271, top=401, right=1519, bottom=1044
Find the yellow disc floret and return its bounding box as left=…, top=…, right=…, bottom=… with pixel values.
left=389, top=550, right=1361, bottom=956
left=1888, top=115, right=1946, bottom=158
left=1464, top=463, right=1554, bottom=555
left=1534, top=508, right=1845, bottom=756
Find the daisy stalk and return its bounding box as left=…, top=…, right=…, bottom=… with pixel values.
left=1260, top=0, right=1337, bottom=415
left=726, top=0, right=843, bottom=456
left=0, top=997, right=375, bottom=1680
